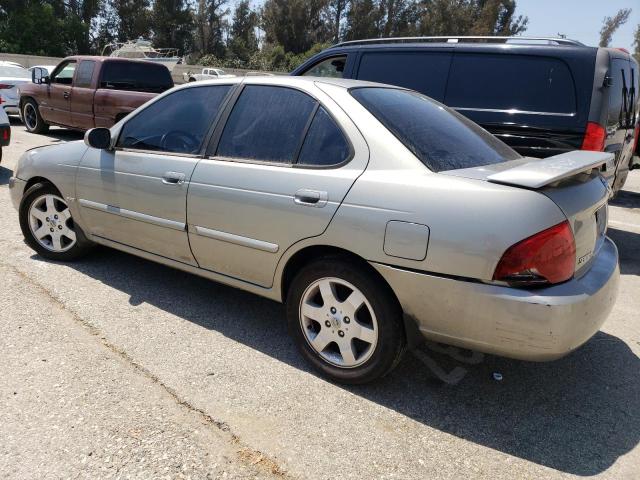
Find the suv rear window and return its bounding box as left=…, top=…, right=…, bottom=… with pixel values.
left=351, top=87, right=520, bottom=172
left=445, top=54, right=576, bottom=115
left=100, top=61, right=173, bottom=93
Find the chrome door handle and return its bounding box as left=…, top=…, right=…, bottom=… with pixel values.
left=162, top=171, right=186, bottom=185
left=294, top=189, right=328, bottom=207
left=63, top=91, right=70, bottom=100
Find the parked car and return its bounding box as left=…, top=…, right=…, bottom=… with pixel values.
left=0, top=61, right=31, bottom=116
left=0, top=107, right=10, bottom=162
left=18, top=56, right=174, bottom=134
left=9, top=77, right=619, bottom=383
left=184, top=67, right=235, bottom=82
left=292, top=36, right=640, bottom=195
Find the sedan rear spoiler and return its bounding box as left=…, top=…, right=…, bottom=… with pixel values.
left=487, top=151, right=615, bottom=189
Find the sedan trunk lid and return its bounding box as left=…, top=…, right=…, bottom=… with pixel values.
left=441, top=151, right=614, bottom=277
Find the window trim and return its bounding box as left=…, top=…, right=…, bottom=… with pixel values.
left=113, top=83, right=237, bottom=156
left=50, top=60, right=77, bottom=85
left=206, top=83, right=355, bottom=170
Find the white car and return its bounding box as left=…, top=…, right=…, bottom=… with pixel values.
left=28, top=65, right=57, bottom=76
left=0, top=62, right=31, bottom=115
left=184, top=68, right=235, bottom=82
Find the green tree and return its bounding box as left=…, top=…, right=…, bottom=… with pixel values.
left=151, top=0, right=193, bottom=53
left=227, top=0, right=259, bottom=62
left=343, top=0, right=382, bottom=40
left=112, top=0, right=152, bottom=42
left=194, top=0, right=228, bottom=57
left=599, top=8, right=632, bottom=48
left=633, top=23, right=640, bottom=64
left=262, top=0, right=331, bottom=54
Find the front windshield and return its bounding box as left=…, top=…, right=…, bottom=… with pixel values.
left=351, top=87, right=521, bottom=172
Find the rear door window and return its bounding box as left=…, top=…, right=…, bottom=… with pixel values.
left=302, top=56, right=347, bottom=78
left=74, top=60, right=95, bottom=88
left=445, top=54, right=577, bottom=115
left=351, top=87, right=520, bottom=172
left=356, top=51, right=452, bottom=101
left=216, top=85, right=317, bottom=164
left=117, top=85, right=232, bottom=154
left=297, top=107, right=351, bottom=166
left=100, top=61, right=173, bottom=93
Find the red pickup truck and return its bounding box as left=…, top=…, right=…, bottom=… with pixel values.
left=18, top=56, right=174, bottom=134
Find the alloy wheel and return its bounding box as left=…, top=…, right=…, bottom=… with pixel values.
left=28, top=194, right=77, bottom=252
left=299, top=277, right=378, bottom=368
left=23, top=103, right=38, bottom=131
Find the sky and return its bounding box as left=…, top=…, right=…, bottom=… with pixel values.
left=517, top=0, right=638, bottom=50
left=246, top=0, right=638, bottom=51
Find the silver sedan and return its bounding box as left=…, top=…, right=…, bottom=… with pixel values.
left=9, top=77, right=619, bottom=383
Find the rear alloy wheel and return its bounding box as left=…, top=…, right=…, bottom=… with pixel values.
left=19, top=183, right=93, bottom=261
left=287, top=257, right=405, bottom=384
left=22, top=99, right=49, bottom=134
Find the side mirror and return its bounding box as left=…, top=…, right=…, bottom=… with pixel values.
left=84, top=128, right=112, bottom=150
left=32, top=67, right=49, bottom=85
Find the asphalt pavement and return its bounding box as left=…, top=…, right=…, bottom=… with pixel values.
left=0, top=119, right=639, bottom=479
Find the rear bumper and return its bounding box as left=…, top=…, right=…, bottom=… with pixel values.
left=373, top=237, right=619, bottom=361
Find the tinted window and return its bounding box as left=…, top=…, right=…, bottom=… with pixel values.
left=75, top=60, right=95, bottom=88
left=357, top=52, right=451, bottom=101
left=101, top=61, right=173, bottom=93
left=607, top=59, right=634, bottom=130
left=446, top=54, right=576, bottom=114
left=217, top=85, right=316, bottom=163
left=52, top=61, right=76, bottom=85
left=298, top=107, right=350, bottom=166
left=118, top=85, right=231, bottom=154
left=303, top=56, right=346, bottom=78
left=351, top=87, right=521, bottom=172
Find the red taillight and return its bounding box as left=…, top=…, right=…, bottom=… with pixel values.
left=493, top=221, right=576, bottom=286
left=2, top=127, right=8, bottom=141
left=581, top=122, right=606, bottom=151
left=0, top=84, right=13, bottom=89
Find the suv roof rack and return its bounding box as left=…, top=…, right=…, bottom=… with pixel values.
left=332, top=36, right=585, bottom=48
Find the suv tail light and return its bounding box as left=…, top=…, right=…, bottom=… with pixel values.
left=581, top=122, right=606, bottom=151
left=493, top=221, right=576, bottom=286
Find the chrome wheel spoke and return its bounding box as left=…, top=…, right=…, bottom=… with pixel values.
left=58, top=208, right=72, bottom=222
left=62, top=227, right=76, bottom=242
left=30, top=208, right=48, bottom=222
left=338, top=339, right=356, bottom=365
left=355, top=325, right=376, bottom=344
left=51, top=233, right=62, bottom=251
left=344, top=289, right=366, bottom=313
left=45, top=195, right=56, bottom=213
left=33, top=224, right=50, bottom=240
left=301, top=302, right=325, bottom=323
left=310, top=328, right=332, bottom=352
left=318, top=279, right=338, bottom=306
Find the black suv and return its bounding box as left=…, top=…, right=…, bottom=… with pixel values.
left=292, top=36, right=639, bottom=194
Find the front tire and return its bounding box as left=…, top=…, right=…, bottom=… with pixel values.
left=286, top=257, right=406, bottom=384
left=22, top=99, right=49, bottom=134
left=19, top=183, right=93, bottom=261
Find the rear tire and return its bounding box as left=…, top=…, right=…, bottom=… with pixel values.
left=22, top=99, right=49, bottom=134
left=286, top=256, right=406, bottom=384
left=19, top=182, right=93, bottom=261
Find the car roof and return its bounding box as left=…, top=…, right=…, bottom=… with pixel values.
left=183, top=75, right=392, bottom=91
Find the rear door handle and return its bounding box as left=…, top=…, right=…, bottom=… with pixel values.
left=294, top=189, right=328, bottom=207
left=162, top=171, right=186, bottom=185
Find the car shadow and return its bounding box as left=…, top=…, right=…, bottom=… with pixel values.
left=32, top=245, right=640, bottom=477
left=0, top=165, right=12, bottom=185
left=610, top=188, right=640, bottom=208
left=608, top=228, right=640, bottom=275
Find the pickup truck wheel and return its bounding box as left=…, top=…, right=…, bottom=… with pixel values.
left=286, top=257, right=406, bottom=384
left=22, top=99, right=49, bottom=134
left=19, top=183, right=93, bottom=261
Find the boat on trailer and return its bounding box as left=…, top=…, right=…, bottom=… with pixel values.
left=102, top=38, right=181, bottom=71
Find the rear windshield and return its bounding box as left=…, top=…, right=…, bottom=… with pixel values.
left=100, top=61, right=173, bottom=93
left=351, top=87, right=521, bottom=171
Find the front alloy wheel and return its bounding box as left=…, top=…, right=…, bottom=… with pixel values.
left=19, top=182, right=93, bottom=261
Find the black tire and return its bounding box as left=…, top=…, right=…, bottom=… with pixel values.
left=286, top=256, right=406, bottom=384
left=19, top=182, right=94, bottom=261
left=22, top=98, right=49, bottom=134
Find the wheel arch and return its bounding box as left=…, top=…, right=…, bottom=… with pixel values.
left=24, top=176, right=59, bottom=195
left=278, top=244, right=421, bottom=347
